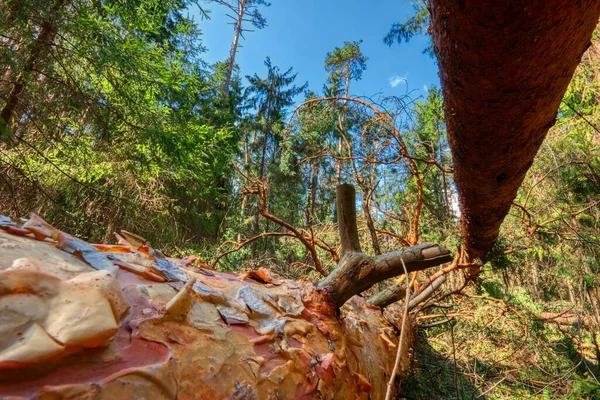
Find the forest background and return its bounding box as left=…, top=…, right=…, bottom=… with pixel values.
left=1, top=1, right=599, bottom=398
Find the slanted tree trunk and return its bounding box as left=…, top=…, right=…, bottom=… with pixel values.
left=429, top=0, right=600, bottom=259
left=0, top=186, right=451, bottom=399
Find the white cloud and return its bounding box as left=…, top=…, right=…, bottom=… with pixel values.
left=389, top=73, right=408, bottom=88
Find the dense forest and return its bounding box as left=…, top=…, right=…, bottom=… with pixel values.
left=1, top=1, right=599, bottom=398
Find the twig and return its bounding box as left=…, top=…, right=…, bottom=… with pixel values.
left=561, top=100, right=600, bottom=135
left=419, top=317, right=454, bottom=329
left=385, top=256, right=411, bottom=400
left=450, top=312, right=460, bottom=400
left=476, top=377, right=506, bottom=398
left=243, top=181, right=329, bottom=277
left=212, top=232, right=293, bottom=267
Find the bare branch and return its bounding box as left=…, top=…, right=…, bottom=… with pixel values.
left=212, top=232, right=293, bottom=267
left=318, top=184, right=452, bottom=307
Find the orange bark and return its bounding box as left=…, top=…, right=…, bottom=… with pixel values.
left=430, top=0, right=600, bottom=259
left=0, top=215, right=412, bottom=399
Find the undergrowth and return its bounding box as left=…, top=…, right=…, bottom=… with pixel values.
left=399, top=278, right=600, bottom=400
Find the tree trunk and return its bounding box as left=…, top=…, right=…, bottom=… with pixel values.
left=335, top=67, right=351, bottom=185
left=0, top=194, right=451, bottom=398
left=362, top=189, right=382, bottom=255
left=1, top=0, right=65, bottom=134
left=429, top=0, right=600, bottom=259
left=222, top=0, right=245, bottom=99
left=336, top=136, right=343, bottom=184
left=239, top=130, right=251, bottom=224
left=308, top=161, right=318, bottom=223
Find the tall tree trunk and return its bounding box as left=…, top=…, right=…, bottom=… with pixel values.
left=307, top=161, right=319, bottom=225
left=311, top=162, right=318, bottom=215
left=1, top=0, right=65, bottom=135
left=236, top=132, right=251, bottom=243
left=363, top=192, right=382, bottom=255
left=335, top=67, right=351, bottom=185
left=254, top=123, right=270, bottom=253
left=429, top=0, right=600, bottom=259
left=240, top=130, right=251, bottom=217
left=258, top=128, right=269, bottom=181
left=222, top=0, right=245, bottom=99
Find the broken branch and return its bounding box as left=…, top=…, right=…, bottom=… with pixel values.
left=318, top=184, right=452, bottom=307
left=368, top=283, right=406, bottom=308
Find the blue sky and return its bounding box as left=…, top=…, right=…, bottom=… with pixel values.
left=195, top=0, right=439, bottom=101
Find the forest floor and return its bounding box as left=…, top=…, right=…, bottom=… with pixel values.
left=398, top=279, right=600, bottom=400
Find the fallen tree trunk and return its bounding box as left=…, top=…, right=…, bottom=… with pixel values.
left=0, top=185, right=451, bottom=399
left=430, top=0, right=600, bottom=259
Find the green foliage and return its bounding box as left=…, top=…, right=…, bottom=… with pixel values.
left=384, top=1, right=433, bottom=56
left=324, top=41, right=367, bottom=95
left=0, top=0, right=237, bottom=246
left=1, top=4, right=600, bottom=399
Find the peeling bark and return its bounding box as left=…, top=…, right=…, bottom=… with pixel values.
left=0, top=191, right=451, bottom=398
left=0, top=215, right=409, bottom=399
left=430, top=0, right=600, bottom=259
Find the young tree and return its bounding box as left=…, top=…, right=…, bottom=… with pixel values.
left=243, top=57, right=306, bottom=251
left=323, top=41, right=367, bottom=184
left=245, top=57, right=307, bottom=181
left=204, top=0, right=270, bottom=98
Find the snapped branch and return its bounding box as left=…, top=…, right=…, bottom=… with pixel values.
left=318, top=184, right=452, bottom=307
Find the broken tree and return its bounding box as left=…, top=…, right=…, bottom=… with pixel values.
left=430, top=0, right=600, bottom=259
left=2, top=0, right=600, bottom=398
left=0, top=185, right=451, bottom=399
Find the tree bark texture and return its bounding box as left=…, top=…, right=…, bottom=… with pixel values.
left=0, top=215, right=409, bottom=399
left=430, top=0, right=600, bottom=259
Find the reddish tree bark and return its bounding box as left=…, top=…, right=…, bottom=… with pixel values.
left=430, top=0, right=600, bottom=259
left=1, top=0, right=65, bottom=133
left=0, top=205, right=450, bottom=398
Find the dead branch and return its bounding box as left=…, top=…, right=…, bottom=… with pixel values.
left=368, top=245, right=476, bottom=309
left=406, top=275, right=447, bottom=311
left=244, top=181, right=329, bottom=277
left=419, top=318, right=455, bottom=329
left=212, top=232, right=293, bottom=267
left=375, top=227, right=411, bottom=247
left=385, top=256, right=411, bottom=400
left=368, top=283, right=406, bottom=308
left=292, top=96, right=440, bottom=245
left=318, top=184, right=452, bottom=307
